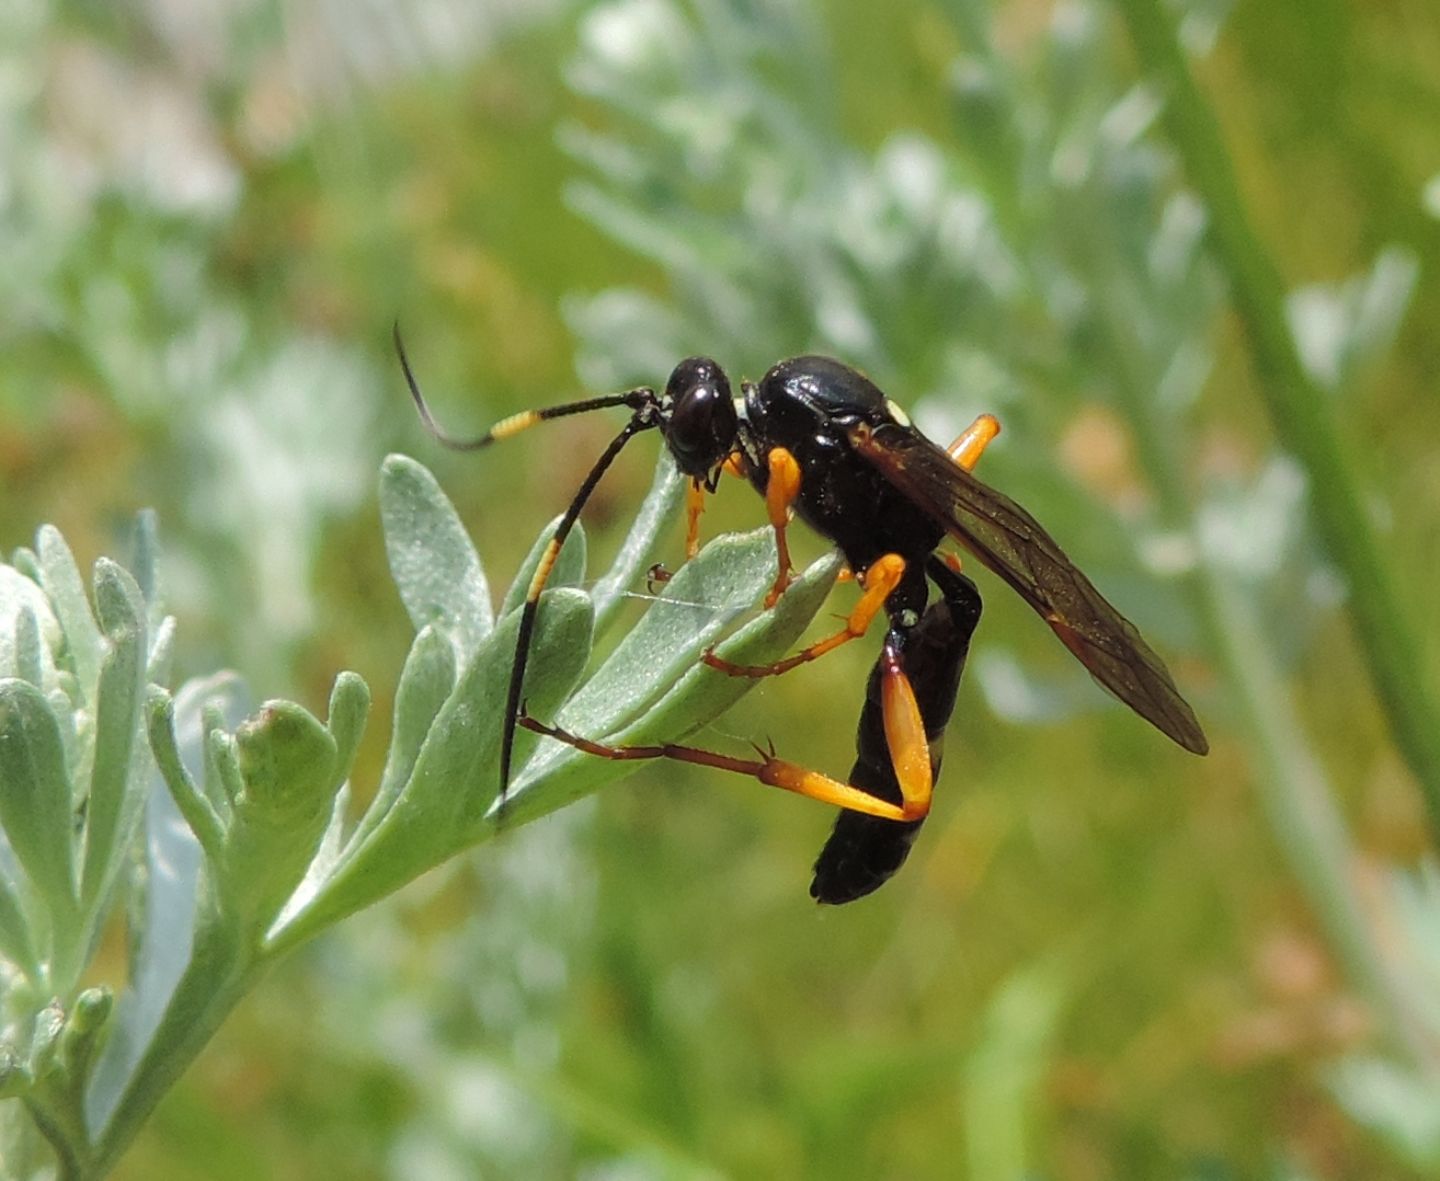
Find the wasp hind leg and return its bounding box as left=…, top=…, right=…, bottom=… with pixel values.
left=519, top=650, right=932, bottom=823
left=812, top=572, right=982, bottom=903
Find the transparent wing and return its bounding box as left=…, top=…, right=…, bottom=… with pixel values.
left=851, top=422, right=1208, bottom=755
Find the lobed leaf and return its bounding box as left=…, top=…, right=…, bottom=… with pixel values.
left=590, top=450, right=686, bottom=631
left=81, top=562, right=150, bottom=911
left=222, top=698, right=343, bottom=935
left=0, top=679, right=78, bottom=932
left=88, top=673, right=249, bottom=1132
left=350, top=624, right=456, bottom=848
left=284, top=586, right=595, bottom=936
left=36, top=526, right=103, bottom=702
left=380, top=454, right=494, bottom=654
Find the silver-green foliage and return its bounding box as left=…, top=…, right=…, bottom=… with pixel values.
left=0, top=453, right=834, bottom=1177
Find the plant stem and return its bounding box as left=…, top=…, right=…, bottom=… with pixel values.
left=1199, top=568, right=1420, bottom=1057
left=1113, top=0, right=1440, bottom=844
left=86, top=928, right=261, bottom=1178
left=1080, top=239, right=1418, bottom=1061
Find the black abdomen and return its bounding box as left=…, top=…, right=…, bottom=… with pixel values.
left=810, top=564, right=981, bottom=904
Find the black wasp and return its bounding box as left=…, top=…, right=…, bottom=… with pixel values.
left=397, top=340, right=1208, bottom=903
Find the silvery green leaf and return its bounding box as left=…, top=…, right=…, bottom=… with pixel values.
left=1328, top=1056, right=1440, bottom=1168
left=615, top=548, right=843, bottom=737
left=352, top=625, right=456, bottom=848
left=11, top=604, right=43, bottom=688
left=146, top=615, right=177, bottom=684
left=324, top=672, right=370, bottom=795
left=0, top=1042, right=29, bottom=1100
left=9, top=546, right=41, bottom=585
left=36, top=526, right=103, bottom=701
left=47, top=682, right=82, bottom=799
left=80, top=599, right=145, bottom=911
left=0, top=869, right=39, bottom=983
left=222, top=699, right=340, bottom=933
left=517, top=527, right=786, bottom=790
left=402, top=585, right=593, bottom=830
left=590, top=451, right=685, bottom=632
left=83, top=561, right=150, bottom=912
left=271, top=784, right=351, bottom=938
left=0, top=679, right=78, bottom=931
left=291, top=588, right=593, bottom=934
left=502, top=544, right=842, bottom=823
left=146, top=688, right=224, bottom=861
left=126, top=510, right=166, bottom=635
left=206, top=725, right=246, bottom=813
left=89, top=673, right=248, bottom=1131
left=28, top=1001, right=65, bottom=1080
left=93, top=560, right=145, bottom=647
left=1, top=565, right=60, bottom=691
left=198, top=701, right=238, bottom=815
left=57, top=987, right=112, bottom=1087
left=380, top=454, right=493, bottom=654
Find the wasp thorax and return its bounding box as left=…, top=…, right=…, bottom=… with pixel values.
left=663, top=356, right=738, bottom=477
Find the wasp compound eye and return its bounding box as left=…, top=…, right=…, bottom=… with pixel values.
left=663, top=356, right=737, bottom=478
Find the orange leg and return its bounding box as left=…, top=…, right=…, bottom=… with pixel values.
left=937, top=414, right=1002, bottom=572
left=684, top=478, right=707, bottom=560
left=878, top=643, right=933, bottom=816
left=704, top=553, right=906, bottom=678
left=520, top=651, right=932, bottom=821
left=946, top=413, right=1000, bottom=472
left=762, top=447, right=802, bottom=608
left=685, top=454, right=750, bottom=561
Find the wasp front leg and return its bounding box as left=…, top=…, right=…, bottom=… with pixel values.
left=684, top=478, right=707, bottom=560
left=684, top=451, right=748, bottom=563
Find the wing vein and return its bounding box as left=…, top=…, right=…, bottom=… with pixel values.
left=851, top=423, right=1207, bottom=755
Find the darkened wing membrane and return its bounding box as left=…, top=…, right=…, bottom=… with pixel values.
left=851, top=423, right=1208, bottom=755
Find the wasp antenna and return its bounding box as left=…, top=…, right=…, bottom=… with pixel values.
left=498, top=414, right=660, bottom=801
left=394, top=321, right=657, bottom=453
left=393, top=321, right=498, bottom=451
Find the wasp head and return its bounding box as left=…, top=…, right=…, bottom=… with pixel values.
left=662, top=356, right=738, bottom=481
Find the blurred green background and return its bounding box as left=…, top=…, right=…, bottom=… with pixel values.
left=4, top=0, right=1440, bottom=1177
